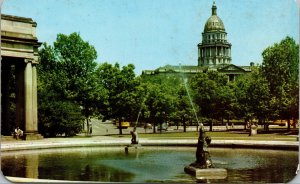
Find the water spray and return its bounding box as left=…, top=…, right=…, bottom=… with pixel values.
left=134, top=93, right=149, bottom=129
left=129, top=92, right=149, bottom=145
left=179, top=64, right=202, bottom=128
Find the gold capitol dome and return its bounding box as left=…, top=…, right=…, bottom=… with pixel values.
left=143, top=0, right=252, bottom=82
left=204, top=1, right=225, bottom=32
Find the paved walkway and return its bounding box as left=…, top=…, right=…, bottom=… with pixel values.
left=1, top=135, right=299, bottom=152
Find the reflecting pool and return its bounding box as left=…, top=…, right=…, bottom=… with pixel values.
left=1, top=147, right=298, bottom=183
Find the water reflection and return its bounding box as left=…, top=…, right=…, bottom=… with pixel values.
left=1, top=147, right=298, bottom=183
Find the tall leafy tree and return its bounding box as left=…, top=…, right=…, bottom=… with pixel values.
left=96, top=62, right=141, bottom=134
left=190, top=71, right=229, bottom=131
left=38, top=43, right=84, bottom=137
left=173, top=84, right=197, bottom=132
left=38, top=33, right=107, bottom=136
left=53, top=33, right=108, bottom=135
left=233, top=73, right=253, bottom=125
left=261, top=36, right=299, bottom=130
left=143, top=82, right=174, bottom=133
left=233, top=68, right=271, bottom=130
left=140, top=74, right=182, bottom=133
left=216, top=83, right=236, bottom=128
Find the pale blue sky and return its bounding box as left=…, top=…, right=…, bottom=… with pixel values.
left=2, top=0, right=299, bottom=74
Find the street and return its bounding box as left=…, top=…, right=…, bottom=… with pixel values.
left=88, top=119, right=257, bottom=136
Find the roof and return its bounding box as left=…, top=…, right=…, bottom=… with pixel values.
left=1, top=14, right=37, bottom=26
left=141, top=64, right=253, bottom=75
left=156, top=65, right=201, bottom=73
left=204, top=3, right=225, bottom=32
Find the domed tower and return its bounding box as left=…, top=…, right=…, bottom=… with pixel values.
left=198, top=2, right=231, bottom=67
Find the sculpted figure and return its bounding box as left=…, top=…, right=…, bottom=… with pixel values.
left=193, top=124, right=213, bottom=168
left=130, top=127, right=139, bottom=144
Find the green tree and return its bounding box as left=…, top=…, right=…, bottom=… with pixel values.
left=143, top=82, right=174, bottom=133
left=140, top=74, right=182, bottom=133
left=233, top=73, right=253, bottom=126
left=38, top=100, right=83, bottom=137
left=38, top=43, right=85, bottom=137
left=216, top=83, right=236, bottom=129
left=190, top=71, right=229, bottom=131
left=38, top=33, right=107, bottom=136
left=173, top=83, right=197, bottom=132
left=96, top=62, right=141, bottom=135
left=54, top=32, right=108, bottom=135
left=233, top=68, right=271, bottom=130
left=261, top=36, right=299, bottom=130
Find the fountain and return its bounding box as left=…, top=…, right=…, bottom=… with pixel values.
left=184, top=123, right=227, bottom=180
left=130, top=127, right=139, bottom=145
left=190, top=124, right=212, bottom=169
left=125, top=98, right=145, bottom=153
left=2, top=147, right=297, bottom=183
left=125, top=127, right=140, bottom=153
left=179, top=64, right=227, bottom=180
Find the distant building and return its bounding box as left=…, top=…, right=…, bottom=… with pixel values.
left=142, top=2, right=253, bottom=81
left=198, top=1, right=231, bottom=67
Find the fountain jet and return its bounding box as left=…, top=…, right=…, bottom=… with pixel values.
left=179, top=64, right=227, bottom=180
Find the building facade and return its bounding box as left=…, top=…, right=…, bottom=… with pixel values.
left=1, top=14, right=43, bottom=139
left=142, top=3, right=252, bottom=81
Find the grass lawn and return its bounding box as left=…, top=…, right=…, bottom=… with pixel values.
left=113, top=130, right=298, bottom=141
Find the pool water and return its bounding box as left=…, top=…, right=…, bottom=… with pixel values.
left=1, top=147, right=298, bottom=183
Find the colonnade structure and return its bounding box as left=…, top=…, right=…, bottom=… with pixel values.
left=1, top=14, right=43, bottom=140
left=198, top=2, right=231, bottom=67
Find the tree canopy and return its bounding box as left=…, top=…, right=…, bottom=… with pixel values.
left=261, top=36, right=299, bottom=129
left=96, top=62, right=141, bottom=134
left=38, top=32, right=107, bottom=136
left=35, top=35, right=298, bottom=137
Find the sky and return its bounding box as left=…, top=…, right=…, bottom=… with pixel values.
left=1, top=0, right=299, bottom=75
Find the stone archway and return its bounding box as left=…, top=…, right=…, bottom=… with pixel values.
left=1, top=14, right=42, bottom=140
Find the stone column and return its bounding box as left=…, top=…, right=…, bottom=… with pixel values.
left=207, top=48, right=209, bottom=57
left=15, top=63, right=25, bottom=130
left=24, top=59, right=34, bottom=133
left=32, top=64, right=38, bottom=132
left=221, top=47, right=223, bottom=56
left=226, top=48, right=229, bottom=64
left=23, top=59, right=42, bottom=140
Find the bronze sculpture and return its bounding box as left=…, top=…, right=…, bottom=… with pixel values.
left=190, top=124, right=213, bottom=168
left=130, top=127, right=139, bottom=144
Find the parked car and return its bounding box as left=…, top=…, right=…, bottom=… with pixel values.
left=117, top=122, right=130, bottom=129
left=157, top=122, right=168, bottom=131
left=144, top=123, right=153, bottom=129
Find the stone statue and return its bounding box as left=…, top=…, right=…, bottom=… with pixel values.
left=184, top=123, right=227, bottom=180
left=191, top=124, right=213, bottom=168
left=130, top=127, right=139, bottom=144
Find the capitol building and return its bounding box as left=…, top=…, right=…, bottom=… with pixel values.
left=142, top=2, right=253, bottom=81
